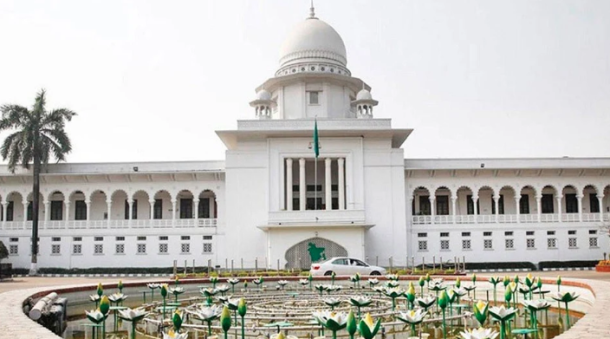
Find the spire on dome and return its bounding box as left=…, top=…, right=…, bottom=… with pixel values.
left=309, top=0, right=316, bottom=19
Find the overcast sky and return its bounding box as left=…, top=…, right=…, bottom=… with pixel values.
left=0, top=0, right=609, bottom=163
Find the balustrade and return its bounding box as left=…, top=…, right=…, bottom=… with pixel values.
left=411, top=213, right=610, bottom=225
left=0, top=218, right=218, bottom=230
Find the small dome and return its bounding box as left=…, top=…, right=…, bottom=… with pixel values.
left=256, top=89, right=272, bottom=101
left=356, top=89, right=373, bottom=101
left=279, top=18, right=347, bottom=67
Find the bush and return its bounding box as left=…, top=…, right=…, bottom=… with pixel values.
left=464, top=262, right=537, bottom=271
left=0, top=241, right=8, bottom=262
left=538, top=261, right=598, bottom=269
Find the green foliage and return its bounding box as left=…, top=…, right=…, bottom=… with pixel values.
left=0, top=241, right=8, bottom=261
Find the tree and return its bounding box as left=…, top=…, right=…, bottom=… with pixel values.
left=0, top=241, right=8, bottom=262
left=0, top=90, right=76, bottom=275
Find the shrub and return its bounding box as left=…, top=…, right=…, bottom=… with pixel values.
left=539, top=260, right=599, bottom=269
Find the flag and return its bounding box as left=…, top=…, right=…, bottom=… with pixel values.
left=313, top=119, right=319, bottom=158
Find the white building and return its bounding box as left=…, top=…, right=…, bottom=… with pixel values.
left=1, top=8, right=609, bottom=271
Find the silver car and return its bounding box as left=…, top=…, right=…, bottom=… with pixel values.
left=310, top=257, right=386, bottom=277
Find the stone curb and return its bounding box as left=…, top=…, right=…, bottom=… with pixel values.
left=12, top=273, right=170, bottom=278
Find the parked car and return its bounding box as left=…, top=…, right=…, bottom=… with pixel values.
left=310, top=257, right=386, bottom=277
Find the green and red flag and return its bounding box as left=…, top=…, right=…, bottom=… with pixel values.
left=313, top=119, right=319, bottom=158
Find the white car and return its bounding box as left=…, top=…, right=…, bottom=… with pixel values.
left=310, top=257, right=387, bottom=277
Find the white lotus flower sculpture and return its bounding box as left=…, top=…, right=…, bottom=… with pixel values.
left=162, top=329, right=188, bottom=339
left=396, top=308, right=427, bottom=336
left=488, top=306, right=518, bottom=339
left=108, top=293, right=128, bottom=304
left=323, top=297, right=342, bottom=310
left=188, top=305, right=222, bottom=335
left=215, top=284, right=230, bottom=295
left=459, top=327, right=499, bottom=339
left=118, top=308, right=149, bottom=339
left=312, top=310, right=348, bottom=339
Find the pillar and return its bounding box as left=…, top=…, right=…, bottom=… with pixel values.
left=107, top=199, right=112, bottom=227
left=472, top=196, right=478, bottom=224
left=1, top=202, right=7, bottom=228
left=171, top=199, right=177, bottom=225
left=209, top=197, right=215, bottom=218
left=44, top=201, right=50, bottom=225
left=514, top=195, right=521, bottom=224
left=493, top=195, right=500, bottom=223
left=194, top=199, right=199, bottom=224
left=451, top=196, right=457, bottom=224
left=576, top=194, right=583, bottom=222
left=128, top=199, right=133, bottom=220
left=286, top=158, right=293, bottom=211
left=429, top=196, right=435, bottom=225
left=598, top=195, right=604, bottom=222
left=149, top=199, right=155, bottom=220
left=556, top=195, right=563, bottom=223
left=536, top=195, right=542, bottom=223
left=85, top=200, right=91, bottom=222
left=338, top=158, right=345, bottom=210
left=299, top=158, right=306, bottom=211
left=22, top=201, right=27, bottom=228
left=325, top=158, right=332, bottom=210
left=65, top=201, right=71, bottom=223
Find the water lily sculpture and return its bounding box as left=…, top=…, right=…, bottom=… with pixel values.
left=299, top=278, right=310, bottom=289
left=312, top=310, right=348, bottom=339
left=349, top=273, right=361, bottom=289
left=216, top=284, right=231, bottom=296
left=536, top=277, right=543, bottom=298
left=386, top=274, right=399, bottom=281
left=308, top=272, right=314, bottom=290
left=175, top=275, right=180, bottom=287
left=455, top=277, right=461, bottom=288
left=522, top=299, right=550, bottom=332
left=489, top=277, right=501, bottom=304
left=473, top=300, right=489, bottom=327
left=108, top=293, right=128, bottom=306
left=117, top=280, right=124, bottom=293
left=97, top=283, right=104, bottom=297
left=201, top=287, right=218, bottom=305
left=188, top=305, right=222, bottom=335
left=220, top=306, right=232, bottom=339
left=396, top=308, right=427, bottom=336
left=324, top=297, right=342, bottom=310
left=169, top=286, right=185, bottom=303
left=161, top=309, right=187, bottom=339
left=315, top=284, right=326, bottom=296
left=210, top=275, right=219, bottom=289
left=368, top=278, right=379, bottom=289
left=418, top=276, right=426, bottom=295
left=504, top=284, right=513, bottom=308
left=502, top=276, right=510, bottom=288
left=386, top=280, right=399, bottom=288
left=99, top=295, right=110, bottom=338
left=358, top=313, right=381, bottom=339
left=252, top=277, right=264, bottom=286
left=160, top=284, right=169, bottom=319
left=327, top=284, right=342, bottom=294
left=416, top=295, right=437, bottom=312
left=331, top=271, right=336, bottom=285
left=552, top=291, right=579, bottom=329
left=89, top=294, right=101, bottom=308
left=488, top=306, right=518, bottom=339
left=238, top=298, right=247, bottom=339
left=277, top=280, right=289, bottom=290
left=459, top=327, right=499, bottom=339
left=228, top=278, right=240, bottom=293
left=452, top=287, right=467, bottom=305
left=148, top=283, right=160, bottom=302
left=384, top=287, right=404, bottom=310
left=438, top=290, right=449, bottom=339
left=118, top=308, right=149, bottom=339
left=346, top=310, right=357, bottom=339
left=405, top=283, right=416, bottom=310
left=85, top=309, right=107, bottom=339
left=349, top=296, right=372, bottom=319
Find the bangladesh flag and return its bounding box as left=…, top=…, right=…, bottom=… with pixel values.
left=313, top=119, right=319, bottom=158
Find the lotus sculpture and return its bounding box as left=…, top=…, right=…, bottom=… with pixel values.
left=416, top=295, right=436, bottom=312
left=523, top=299, right=550, bottom=332
left=386, top=274, right=399, bottom=281
left=313, top=310, right=348, bottom=339
left=405, top=282, right=416, bottom=310
left=358, top=313, right=381, bottom=339
left=324, top=297, right=342, bottom=310
left=148, top=283, right=160, bottom=302
left=188, top=305, right=222, bottom=335
left=552, top=291, right=579, bottom=328
left=118, top=308, right=149, bottom=339
left=220, top=306, right=232, bottom=339
left=169, top=287, right=185, bottom=303
left=85, top=309, right=107, bottom=339
left=384, top=287, right=404, bottom=310
left=368, top=278, right=379, bottom=289
left=210, top=275, right=219, bottom=289
left=459, top=327, right=499, bottom=339
left=349, top=296, right=372, bottom=318
left=227, top=278, right=240, bottom=293
left=277, top=280, right=289, bottom=290
left=473, top=300, right=489, bottom=327
left=396, top=308, right=427, bottom=336
left=489, top=277, right=501, bottom=304
left=489, top=306, right=518, bottom=339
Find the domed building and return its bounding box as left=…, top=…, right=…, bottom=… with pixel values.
left=1, top=6, right=609, bottom=273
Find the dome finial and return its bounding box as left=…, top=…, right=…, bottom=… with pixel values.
left=309, top=0, right=316, bottom=19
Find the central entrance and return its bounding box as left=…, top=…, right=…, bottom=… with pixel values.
left=285, top=237, right=348, bottom=269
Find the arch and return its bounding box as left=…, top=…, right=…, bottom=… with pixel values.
left=519, top=185, right=537, bottom=197
left=583, top=184, right=600, bottom=196
left=131, top=189, right=150, bottom=201
left=434, top=186, right=452, bottom=196
left=561, top=184, right=579, bottom=194
left=47, top=190, right=65, bottom=202
left=476, top=185, right=495, bottom=197
left=284, top=237, right=348, bottom=270
left=540, top=184, right=559, bottom=196
left=111, top=189, right=129, bottom=201
left=175, top=189, right=194, bottom=200
left=412, top=186, right=431, bottom=215
left=6, top=191, right=24, bottom=202
left=197, top=189, right=218, bottom=219
left=68, top=190, right=87, bottom=202
left=499, top=184, right=517, bottom=195
left=410, top=185, right=431, bottom=197
left=153, top=189, right=171, bottom=200
left=89, top=189, right=108, bottom=202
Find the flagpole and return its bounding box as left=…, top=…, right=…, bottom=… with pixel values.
left=314, top=156, right=317, bottom=213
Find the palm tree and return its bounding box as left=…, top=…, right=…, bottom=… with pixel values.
left=0, top=90, right=76, bottom=275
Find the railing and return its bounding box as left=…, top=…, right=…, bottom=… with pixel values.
left=0, top=218, right=218, bottom=230
left=268, top=209, right=366, bottom=224
left=411, top=213, right=610, bottom=225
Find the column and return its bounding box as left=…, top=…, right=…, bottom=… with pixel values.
left=451, top=195, right=457, bottom=224
left=194, top=199, right=199, bottom=226
left=338, top=158, right=345, bottom=210
left=128, top=199, right=133, bottom=220
left=493, top=195, right=500, bottom=223
left=299, top=158, right=306, bottom=211
left=65, top=201, right=71, bottom=225
left=44, top=201, right=50, bottom=229
left=22, top=201, right=27, bottom=228
left=149, top=199, right=155, bottom=220
left=209, top=198, right=215, bottom=218
left=85, top=200, right=91, bottom=226
left=286, top=158, right=293, bottom=211
left=1, top=202, right=7, bottom=229
left=429, top=196, right=435, bottom=224
left=171, top=199, right=177, bottom=227
left=472, top=195, right=478, bottom=224
left=514, top=195, right=521, bottom=224
left=536, top=195, right=542, bottom=223
left=598, top=195, right=604, bottom=222
left=556, top=195, right=563, bottom=223
left=325, top=158, right=332, bottom=211
left=107, top=199, right=112, bottom=227
left=576, top=195, right=583, bottom=222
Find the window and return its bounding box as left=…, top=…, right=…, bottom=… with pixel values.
left=467, top=195, right=479, bottom=215
left=505, top=239, right=514, bottom=249
left=203, top=243, right=213, bottom=253
left=73, top=237, right=82, bottom=241
left=6, top=201, right=14, bottom=221
left=180, top=199, right=193, bottom=219
left=484, top=239, right=493, bottom=249
left=74, top=200, right=87, bottom=220
left=565, top=194, right=578, bottom=213
left=306, top=197, right=323, bottom=210
left=589, top=230, right=598, bottom=235
left=116, top=244, right=124, bottom=254
left=462, top=232, right=471, bottom=237
left=50, top=201, right=63, bottom=220
left=181, top=236, right=190, bottom=240
left=568, top=238, right=577, bottom=248
left=9, top=238, right=18, bottom=242
left=547, top=238, right=557, bottom=249
left=199, top=198, right=211, bottom=218
left=590, top=193, right=600, bottom=213
left=154, top=199, right=163, bottom=219
left=526, top=231, right=535, bottom=236
left=436, top=196, right=449, bottom=215
left=203, top=235, right=213, bottom=240
left=137, top=236, right=146, bottom=241
left=547, top=231, right=555, bottom=235
left=159, top=243, right=168, bottom=253
left=52, top=237, right=61, bottom=242
left=462, top=239, right=471, bottom=250
left=541, top=194, right=554, bottom=213
left=116, top=236, right=125, bottom=241
left=94, top=237, right=103, bottom=241
left=308, top=91, right=320, bottom=105
left=94, top=244, right=103, bottom=254
left=520, top=194, right=530, bottom=214
left=51, top=244, right=60, bottom=255
left=124, top=200, right=138, bottom=219
left=440, top=232, right=449, bottom=237
left=417, top=233, right=427, bottom=238
left=418, top=196, right=430, bottom=215
left=137, top=244, right=146, bottom=254
left=73, top=244, right=82, bottom=255
left=159, top=236, right=169, bottom=241
left=440, top=240, right=450, bottom=250
left=418, top=241, right=428, bottom=251
left=483, top=232, right=492, bottom=237
left=590, top=237, right=598, bottom=248
left=332, top=258, right=348, bottom=265
left=9, top=245, right=18, bottom=255
left=526, top=238, right=535, bottom=249
left=505, top=231, right=514, bottom=236
left=491, top=195, right=504, bottom=214
left=181, top=243, right=190, bottom=253
left=568, top=230, right=576, bottom=235
left=26, top=202, right=32, bottom=221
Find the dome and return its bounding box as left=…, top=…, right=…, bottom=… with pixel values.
left=256, top=89, right=272, bottom=101
left=356, top=89, right=373, bottom=101
left=279, top=17, right=347, bottom=68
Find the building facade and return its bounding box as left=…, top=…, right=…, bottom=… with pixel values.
left=1, top=9, right=609, bottom=270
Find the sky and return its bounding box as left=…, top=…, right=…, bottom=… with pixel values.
left=0, top=0, right=609, bottom=163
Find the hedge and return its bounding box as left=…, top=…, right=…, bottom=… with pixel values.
left=538, top=260, right=598, bottom=269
